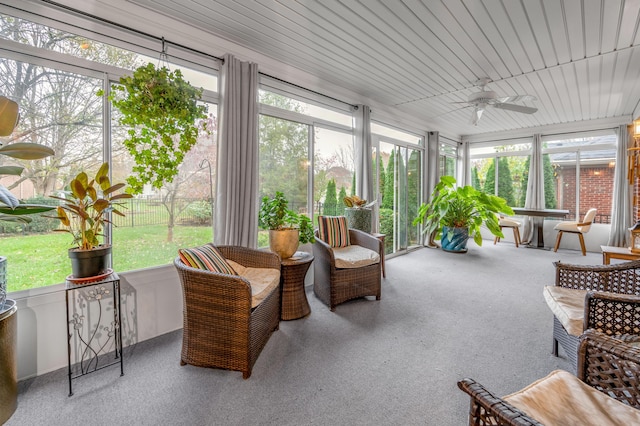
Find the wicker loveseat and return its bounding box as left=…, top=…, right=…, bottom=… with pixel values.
left=544, top=260, right=640, bottom=370
left=174, top=245, right=281, bottom=379
left=458, top=330, right=640, bottom=425
left=313, top=217, right=381, bottom=311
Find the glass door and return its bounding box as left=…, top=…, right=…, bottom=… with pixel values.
left=376, top=139, right=422, bottom=256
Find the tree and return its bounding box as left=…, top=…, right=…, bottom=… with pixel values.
left=324, top=179, right=338, bottom=215
left=471, top=167, right=482, bottom=191
left=258, top=92, right=308, bottom=211
left=543, top=154, right=557, bottom=208
left=376, top=159, right=387, bottom=202
left=157, top=113, right=217, bottom=242
left=520, top=154, right=558, bottom=208
left=338, top=186, right=347, bottom=208
left=483, top=158, right=515, bottom=205
left=0, top=16, right=140, bottom=197
left=382, top=150, right=395, bottom=209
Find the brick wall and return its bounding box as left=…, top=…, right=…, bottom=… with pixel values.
left=556, top=164, right=614, bottom=223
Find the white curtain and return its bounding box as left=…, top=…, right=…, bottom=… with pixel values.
left=214, top=54, right=259, bottom=247
left=522, top=134, right=544, bottom=243
left=354, top=105, right=376, bottom=231
left=354, top=105, right=373, bottom=202
left=607, top=124, right=633, bottom=247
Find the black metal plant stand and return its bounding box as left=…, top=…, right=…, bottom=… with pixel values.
left=65, top=271, right=123, bottom=396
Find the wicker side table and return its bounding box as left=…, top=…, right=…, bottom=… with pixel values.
left=280, top=252, right=313, bottom=320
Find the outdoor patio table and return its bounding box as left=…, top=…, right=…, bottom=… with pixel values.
left=510, top=208, right=570, bottom=248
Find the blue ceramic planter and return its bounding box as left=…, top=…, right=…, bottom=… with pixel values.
left=441, top=226, right=469, bottom=253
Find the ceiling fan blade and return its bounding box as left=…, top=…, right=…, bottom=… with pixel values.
left=471, top=106, right=484, bottom=126
left=429, top=105, right=471, bottom=119
left=493, top=103, right=538, bottom=114
left=495, top=95, right=536, bottom=103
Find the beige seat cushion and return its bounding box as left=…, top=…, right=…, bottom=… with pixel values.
left=504, top=370, right=640, bottom=425
left=227, top=260, right=280, bottom=308
left=543, top=286, right=587, bottom=336
left=554, top=221, right=582, bottom=232
left=499, top=217, right=520, bottom=227
left=332, top=245, right=380, bottom=269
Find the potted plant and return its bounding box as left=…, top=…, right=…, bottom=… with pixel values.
left=49, top=162, right=132, bottom=278
left=98, top=63, right=209, bottom=194
left=0, top=95, right=55, bottom=424
left=258, top=191, right=315, bottom=259
left=0, top=96, right=56, bottom=310
left=413, top=175, right=513, bottom=253
left=343, top=195, right=376, bottom=233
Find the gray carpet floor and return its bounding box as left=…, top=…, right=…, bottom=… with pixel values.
left=8, top=242, right=603, bottom=425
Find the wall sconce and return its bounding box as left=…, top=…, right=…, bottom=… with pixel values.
left=628, top=120, right=640, bottom=185
left=630, top=221, right=640, bottom=253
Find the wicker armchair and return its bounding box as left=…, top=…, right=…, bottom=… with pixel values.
left=174, top=246, right=281, bottom=379
left=547, top=260, right=640, bottom=369
left=313, top=228, right=381, bottom=311
left=458, top=330, right=640, bottom=425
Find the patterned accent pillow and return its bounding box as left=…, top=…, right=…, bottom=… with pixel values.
left=178, top=244, right=237, bottom=275
left=318, top=216, right=350, bottom=248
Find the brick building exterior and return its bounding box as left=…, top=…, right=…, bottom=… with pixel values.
left=555, top=163, right=614, bottom=223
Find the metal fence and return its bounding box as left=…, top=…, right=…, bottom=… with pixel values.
left=110, top=198, right=212, bottom=227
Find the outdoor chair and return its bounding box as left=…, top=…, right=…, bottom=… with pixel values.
left=493, top=216, right=521, bottom=247
left=313, top=216, right=381, bottom=311
left=174, top=244, right=281, bottom=379
left=458, top=330, right=640, bottom=425
left=544, top=260, right=640, bottom=371
left=553, top=208, right=597, bottom=255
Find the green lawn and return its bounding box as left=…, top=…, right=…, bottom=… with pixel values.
left=2, top=225, right=212, bottom=292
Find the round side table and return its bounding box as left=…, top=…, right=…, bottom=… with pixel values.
left=280, top=252, right=314, bottom=320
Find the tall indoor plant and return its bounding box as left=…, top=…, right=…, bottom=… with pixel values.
left=258, top=191, right=314, bottom=259
left=50, top=162, right=132, bottom=278
left=413, top=175, right=513, bottom=252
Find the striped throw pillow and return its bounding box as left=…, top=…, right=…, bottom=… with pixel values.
left=318, top=216, right=350, bottom=248
left=178, top=244, right=237, bottom=275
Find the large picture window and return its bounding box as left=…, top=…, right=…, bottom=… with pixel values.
left=543, top=132, right=616, bottom=223
left=0, top=13, right=218, bottom=292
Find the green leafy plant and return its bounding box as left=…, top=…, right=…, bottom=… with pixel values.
left=258, top=191, right=315, bottom=244
left=49, top=163, right=133, bottom=250
left=412, top=175, right=514, bottom=246
left=99, top=63, right=209, bottom=193
left=0, top=96, right=56, bottom=224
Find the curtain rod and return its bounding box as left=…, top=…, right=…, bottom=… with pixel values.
left=259, top=72, right=358, bottom=110
left=41, top=0, right=223, bottom=62
left=42, top=1, right=358, bottom=110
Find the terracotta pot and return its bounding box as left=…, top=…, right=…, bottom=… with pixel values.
left=269, top=229, right=299, bottom=259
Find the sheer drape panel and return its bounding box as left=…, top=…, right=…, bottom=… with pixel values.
left=214, top=54, right=259, bottom=247
left=355, top=105, right=373, bottom=202
left=607, top=124, right=632, bottom=247
left=522, top=134, right=544, bottom=244
left=354, top=105, right=376, bottom=231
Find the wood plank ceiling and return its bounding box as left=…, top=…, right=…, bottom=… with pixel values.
left=127, top=0, right=640, bottom=138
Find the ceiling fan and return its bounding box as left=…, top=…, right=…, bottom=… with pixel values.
left=459, top=78, right=538, bottom=125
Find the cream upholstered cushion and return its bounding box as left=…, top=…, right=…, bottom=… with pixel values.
left=504, top=370, right=640, bottom=425
left=226, top=259, right=247, bottom=275
left=543, top=286, right=587, bottom=336
left=499, top=217, right=520, bottom=227
left=226, top=259, right=279, bottom=308
left=332, top=245, right=380, bottom=269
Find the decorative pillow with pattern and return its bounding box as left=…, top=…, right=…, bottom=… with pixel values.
left=318, top=216, right=350, bottom=248
left=178, top=244, right=237, bottom=275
